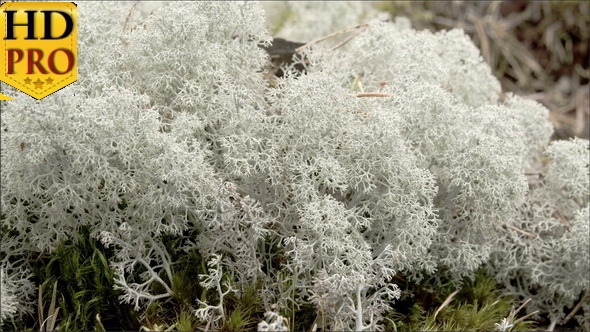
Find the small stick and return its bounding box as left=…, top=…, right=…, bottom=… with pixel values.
left=330, top=28, right=366, bottom=51
left=295, top=24, right=369, bottom=52
left=563, top=292, right=588, bottom=325
left=504, top=224, right=536, bottom=237
left=356, top=93, right=391, bottom=98
left=513, top=310, right=539, bottom=325
left=512, top=298, right=532, bottom=317
left=553, top=210, right=571, bottom=226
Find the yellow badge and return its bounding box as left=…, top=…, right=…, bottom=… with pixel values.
left=1, top=2, right=77, bottom=100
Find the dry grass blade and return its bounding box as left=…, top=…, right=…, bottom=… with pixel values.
left=433, top=290, right=459, bottom=321
left=38, top=285, right=44, bottom=331
left=96, top=313, right=106, bottom=332
left=470, top=14, right=491, bottom=64
left=46, top=281, right=59, bottom=332
left=38, top=281, right=60, bottom=332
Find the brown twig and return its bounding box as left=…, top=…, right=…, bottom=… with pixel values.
left=356, top=93, right=391, bottom=98
left=505, top=297, right=537, bottom=326
left=553, top=210, right=571, bottom=226
left=329, top=28, right=366, bottom=51
left=295, top=24, right=369, bottom=52
left=513, top=310, right=540, bottom=325
left=511, top=298, right=532, bottom=318
left=504, top=224, right=536, bottom=237
left=563, top=292, right=588, bottom=325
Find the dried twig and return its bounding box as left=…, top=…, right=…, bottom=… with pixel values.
left=563, top=292, right=588, bottom=325
left=330, top=28, right=366, bottom=51
left=553, top=210, right=571, bottom=226
left=295, top=23, right=369, bottom=52
left=356, top=93, right=391, bottom=98
left=513, top=310, right=540, bottom=325
left=502, top=298, right=538, bottom=327
left=504, top=224, right=536, bottom=237
left=471, top=14, right=491, bottom=65
left=513, top=298, right=532, bottom=317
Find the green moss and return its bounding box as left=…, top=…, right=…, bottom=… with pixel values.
left=29, top=226, right=139, bottom=331
left=386, top=270, right=538, bottom=332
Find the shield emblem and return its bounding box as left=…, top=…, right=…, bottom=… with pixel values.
left=1, top=2, right=77, bottom=100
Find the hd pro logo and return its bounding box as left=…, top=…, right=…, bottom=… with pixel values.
left=1, top=2, right=77, bottom=100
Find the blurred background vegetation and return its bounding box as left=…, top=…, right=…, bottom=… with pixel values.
left=373, top=1, right=589, bottom=139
